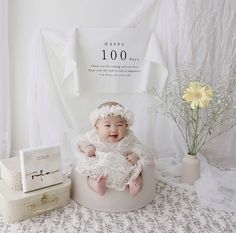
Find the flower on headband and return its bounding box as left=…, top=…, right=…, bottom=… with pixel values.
left=89, top=105, right=135, bottom=127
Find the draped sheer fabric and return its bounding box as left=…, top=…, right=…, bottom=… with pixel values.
left=0, top=0, right=10, bottom=159
left=27, top=0, right=236, bottom=212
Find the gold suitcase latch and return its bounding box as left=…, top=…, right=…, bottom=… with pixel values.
left=40, top=193, right=48, bottom=204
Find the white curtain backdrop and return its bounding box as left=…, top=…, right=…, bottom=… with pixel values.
left=27, top=0, right=236, bottom=211
left=155, top=0, right=236, bottom=168
left=154, top=0, right=236, bottom=212
left=0, top=0, right=10, bottom=159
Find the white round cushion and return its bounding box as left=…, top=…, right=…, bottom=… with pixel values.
left=71, top=161, right=156, bottom=212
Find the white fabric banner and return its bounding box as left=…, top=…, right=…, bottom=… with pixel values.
left=63, top=28, right=167, bottom=94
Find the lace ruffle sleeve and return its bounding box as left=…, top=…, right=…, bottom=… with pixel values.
left=71, top=129, right=99, bottom=152
left=71, top=131, right=91, bottom=153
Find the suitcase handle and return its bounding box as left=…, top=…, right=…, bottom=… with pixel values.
left=28, top=197, right=59, bottom=214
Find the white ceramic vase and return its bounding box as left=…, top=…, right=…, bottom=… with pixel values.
left=181, top=154, right=200, bottom=185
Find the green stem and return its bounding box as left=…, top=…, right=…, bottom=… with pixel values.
left=190, top=107, right=199, bottom=155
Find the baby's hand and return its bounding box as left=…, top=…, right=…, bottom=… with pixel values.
left=79, top=145, right=96, bottom=157
left=126, top=152, right=139, bottom=165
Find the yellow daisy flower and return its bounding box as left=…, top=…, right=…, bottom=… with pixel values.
left=182, top=82, right=213, bottom=109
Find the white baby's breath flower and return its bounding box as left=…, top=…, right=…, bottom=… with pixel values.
left=147, top=66, right=236, bottom=156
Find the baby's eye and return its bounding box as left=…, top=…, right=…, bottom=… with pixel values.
left=117, top=124, right=123, bottom=127
left=104, top=124, right=110, bottom=127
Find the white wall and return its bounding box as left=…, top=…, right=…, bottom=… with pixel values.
left=9, top=0, right=143, bottom=154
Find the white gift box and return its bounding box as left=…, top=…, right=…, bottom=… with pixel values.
left=20, top=145, right=63, bottom=193
left=0, top=156, right=22, bottom=190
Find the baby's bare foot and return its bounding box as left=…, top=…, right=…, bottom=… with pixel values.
left=87, top=176, right=106, bottom=195
left=129, top=175, right=143, bottom=196
left=96, top=176, right=107, bottom=195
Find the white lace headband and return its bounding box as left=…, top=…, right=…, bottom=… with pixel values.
left=89, top=105, right=135, bottom=127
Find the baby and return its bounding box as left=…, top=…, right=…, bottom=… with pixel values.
left=73, top=102, right=150, bottom=196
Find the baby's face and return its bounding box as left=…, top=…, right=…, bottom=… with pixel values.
left=95, top=115, right=127, bottom=143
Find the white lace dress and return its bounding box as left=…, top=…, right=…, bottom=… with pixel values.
left=73, top=129, right=151, bottom=191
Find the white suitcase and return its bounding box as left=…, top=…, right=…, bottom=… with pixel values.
left=0, top=176, right=71, bottom=223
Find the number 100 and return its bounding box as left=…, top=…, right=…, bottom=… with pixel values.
left=102, top=50, right=127, bottom=61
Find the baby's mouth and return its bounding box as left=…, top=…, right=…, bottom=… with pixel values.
left=109, top=135, right=118, bottom=138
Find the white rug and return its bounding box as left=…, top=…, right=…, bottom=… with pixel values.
left=0, top=181, right=235, bottom=233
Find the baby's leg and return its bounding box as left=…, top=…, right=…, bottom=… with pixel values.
left=129, top=175, right=143, bottom=196
left=87, top=176, right=106, bottom=195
